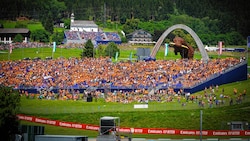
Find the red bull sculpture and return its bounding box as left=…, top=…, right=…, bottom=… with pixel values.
left=170, top=36, right=194, bottom=59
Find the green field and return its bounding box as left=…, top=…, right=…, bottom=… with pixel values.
left=1, top=45, right=249, bottom=64
left=0, top=20, right=44, bottom=31
left=0, top=47, right=84, bottom=60
left=19, top=79, right=250, bottom=138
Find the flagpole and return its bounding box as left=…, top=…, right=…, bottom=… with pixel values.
left=52, top=51, right=54, bottom=59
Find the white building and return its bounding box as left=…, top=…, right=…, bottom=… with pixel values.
left=70, top=13, right=98, bottom=32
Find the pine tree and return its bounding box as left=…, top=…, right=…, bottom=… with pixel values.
left=105, top=42, right=120, bottom=59
left=82, top=40, right=94, bottom=58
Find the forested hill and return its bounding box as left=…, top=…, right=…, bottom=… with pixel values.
left=0, top=0, right=249, bottom=40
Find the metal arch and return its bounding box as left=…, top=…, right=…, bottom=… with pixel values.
left=150, top=24, right=209, bottom=61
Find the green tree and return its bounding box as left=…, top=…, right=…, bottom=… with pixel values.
left=42, top=12, right=54, bottom=34
left=13, top=34, right=23, bottom=43
left=105, top=42, right=119, bottom=59
left=15, top=22, right=27, bottom=28
left=225, top=31, right=245, bottom=45
left=30, top=29, right=50, bottom=42
left=63, top=18, right=70, bottom=29
left=0, top=86, right=21, bottom=141
left=96, top=45, right=106, bottom=57
left=51, top=31, right=64, bottom=45
left=122, top=18, right=140, bottom=34
left=82, top=40, right=94, bottom=58
left=40, top=0, right=66, bottom=34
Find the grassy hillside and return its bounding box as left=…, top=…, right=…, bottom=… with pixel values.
left=0, top=20, right=44, bottom=32
left=19, top=79, right=250, bottom=138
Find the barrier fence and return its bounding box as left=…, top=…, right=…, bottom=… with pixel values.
left=17, top=114, right=250, bottom=136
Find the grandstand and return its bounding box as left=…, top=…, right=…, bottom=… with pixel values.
left=1, top=57, right=247, bottom=95
left=64, top=13, right=122, bottom=45
left=64, top=31, right=122, bottom=45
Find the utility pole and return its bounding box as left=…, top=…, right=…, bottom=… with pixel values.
left=200, top=110, right=203, bottom=141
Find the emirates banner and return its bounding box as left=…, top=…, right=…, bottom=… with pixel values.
left=17, top=114, right=250, bottom=136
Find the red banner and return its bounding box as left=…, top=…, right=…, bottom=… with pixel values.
left=17, top=114, right=250, bottom=136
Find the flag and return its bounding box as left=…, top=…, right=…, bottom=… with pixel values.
left=53, top=42, right=56, bottom=52
left=9, top=43, right=13, bottom=54
left=218, top=41, right=223, bottom=55
left=247, top=36, right=250, bottom=48
left=129, top=52, right=132, bottom=61
left=115, top=51, right=118, bottom=61
left=164, top=43, right=169, bottom=56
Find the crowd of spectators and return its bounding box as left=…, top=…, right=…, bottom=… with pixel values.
left=0, top=56, right=244, bottom=107
left=1, top=57, right=242, bottom=100
left=105, top=32, right=121, bottom=41
left=67, top=31, right=121, bottom=42
left=0, top=57, right=241, bottom=91
left=64, top=31, right=80, bottom=40
left=18, top=81, right=247, bottom=109
left=0, top=42, right=50, bottom=50
left=79, top=31, right=98, bottom=41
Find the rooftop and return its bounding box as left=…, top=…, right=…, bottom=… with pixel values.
left=71, top=20, right=98, bottom=27
left=0, top=28, right=30, bottom=34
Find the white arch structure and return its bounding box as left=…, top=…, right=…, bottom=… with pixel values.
left=150, top=24, right=209, bottom=61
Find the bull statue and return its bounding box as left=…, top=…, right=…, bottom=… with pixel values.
left=170, top=36, right=194, bottom=59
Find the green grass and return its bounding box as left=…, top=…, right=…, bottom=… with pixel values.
left=0, top=47, right=83, bottom=60
left=27, top=22, right=44, bottom=32
left=0, top=20, right=16, bottom=28
left=0, top=20, right=44, bottom=31
left=1, top=46, right=249, bottom=63
left=19, top=79, right=250, bottom=138
left=54, top=27, right=64, bottom=33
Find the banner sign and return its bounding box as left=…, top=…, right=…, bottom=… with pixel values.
left=17, top=114, right=250, bottom=136
left=53, top=42, right=56, bottom=52
left=218, top=41, right=223, bottom=55
left=134, top=104, right=148, bottom=109
left=115, top=52, right=118, bottom=61
left=164, top=43, right=169, bottom=56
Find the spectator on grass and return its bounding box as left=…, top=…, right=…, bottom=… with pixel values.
left=229, top=97, right=233, bottom=105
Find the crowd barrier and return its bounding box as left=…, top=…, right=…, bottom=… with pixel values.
left=17, top=114, right=250, bottom=136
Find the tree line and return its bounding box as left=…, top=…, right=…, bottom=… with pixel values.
left=0, top=0, right=249, bottom=46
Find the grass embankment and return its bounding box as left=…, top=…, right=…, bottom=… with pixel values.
left=0, top=47, right=83, bottom=61
left=1, top=45, right=249, bottom=63
left=19, top=79, right=250, bottom=138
